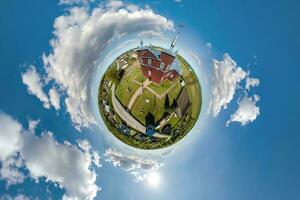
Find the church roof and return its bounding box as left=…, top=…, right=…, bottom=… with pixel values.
left=169, top=59, right=182, bottom=74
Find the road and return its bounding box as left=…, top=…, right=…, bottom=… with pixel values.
left=111, top=84, right=146, bottom=133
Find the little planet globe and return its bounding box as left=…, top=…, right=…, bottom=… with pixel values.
left=98, top=44, right=202, bottom=149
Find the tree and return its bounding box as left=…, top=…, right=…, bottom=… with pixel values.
left=106, top=65, right=120, bottom=85
left=164, top=94, right=170, bottom=109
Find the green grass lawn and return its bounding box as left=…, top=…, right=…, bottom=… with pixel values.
left=148, top=80, right=174, bottom=95
left=148, top=78, right=182, bottom=100
left=186, top=82, right=201, bottom=119
left=116, top=62, right=183, bottom=124
left=115, top=79, right=140, bottom=107
left=134, top=72, right=146, bottom=83
left=167, top=112, right=180, bottom=127
left=182, top=68, right=201, bottom=119
left=114, top=53, right=201, bottom=128
left=130, top=78, right=182, bottom=125
left=166, top=79, right=182, bottom=103
left=98, top=48, right=202, bottom=150
left=115, top=66, right=141, bottom=106
left=130, top=89, right=165, bottom=125
left=130, top=83, right=182, bottom=126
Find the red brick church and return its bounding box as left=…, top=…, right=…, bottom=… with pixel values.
left=137, top=48, right=179, bottom=85
left=137, top=25, right=184, bottom=85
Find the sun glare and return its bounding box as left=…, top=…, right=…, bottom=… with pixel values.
left=147, top=172, right=161, bottom=187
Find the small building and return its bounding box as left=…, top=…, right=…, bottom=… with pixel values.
left=134, top=133, right=146, bottom=141
left=145, top=112, right=156, bottom=136
left=161, top=124, right=172, bottom=135
left=118, top=124, right=131, bottom=135
left=131, top=53, right=138, bottom=59
left=104, top=104, right=110, bottom=113
left=175, top=88, right=191, bottom=118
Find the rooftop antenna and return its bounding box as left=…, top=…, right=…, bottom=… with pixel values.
left=149, top=35, right=153, bottom=47
left=138, top=25, right=144, bottom=48
left=170, top=23, right=184, bottom=51
left=140, top=38, right=144, bottom=48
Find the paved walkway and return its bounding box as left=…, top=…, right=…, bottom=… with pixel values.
left=130, top=76, right=180, bottom=107
left=127, top=79, right=151, bottom=110
left=111, top=84, right=146, bottom=133
left=144, top=83, right=178, bottom=100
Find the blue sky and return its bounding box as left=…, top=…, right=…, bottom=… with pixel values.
left=0, top=0, right=299, bottom=199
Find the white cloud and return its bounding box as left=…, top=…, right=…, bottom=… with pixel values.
left=41, top=3, right=173, bottom=129
left=188, top=51, right=208, bottom=85
left=104, top=148, right=162, bottom=182
left=209, top=53, right=261, bottom=126
left=189, top=51, right=202, bottom=66
left=49, top=87, right=61, bottom=110
left=0, top=155, right=25, bottom=186
left=107, top=0, right=124, bottom=9
left=127, top=4, right=139, bottom=12
left=21, top=66, right=50, bottom=109
left=14, top=195, right=30, bottom=200
left=77, top=139, right=101, bottom=167
left=245, top=77, right=260, bottom=91
left=0, top=112, right=101, bottom=200
left=226, top=94, right=260, bottom=126
left=92, top=151, right=101, bottom=168
left=0, top=194, right=31, bottom=200
left=137, top=30, right=167, bottom=41
left=59, top=0, right=94, bottom=5
left=0, top=113, right=23, bottom=161
left=210, top=53, right=247, bottom=116
left=0, top=113, right=25, bottom=186
left=22, top=133, right=100, bottom=200
left=28, top=119, right=40, bottom=133
left=206, top=42, right=212, bottom=48
left=174, top=0, right=182, bottom=3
